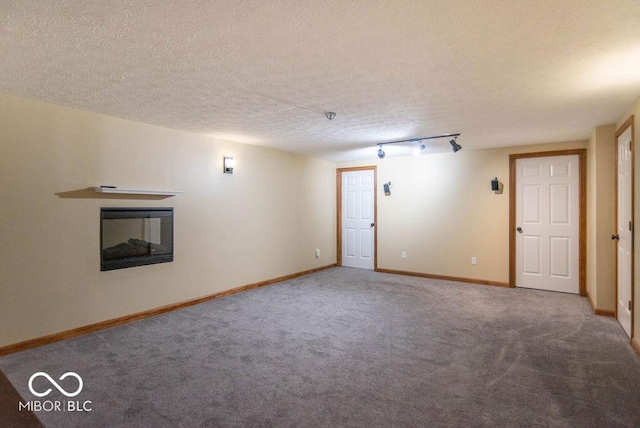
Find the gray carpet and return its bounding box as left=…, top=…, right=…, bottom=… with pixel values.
left=1, top=267, right=639, bottom=427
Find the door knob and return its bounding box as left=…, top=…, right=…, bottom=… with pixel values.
left=370, top=223, right=375, bottom=227
left=516, top=227, right=523, bottom=234
left=611, top=234, right=620, bottom=240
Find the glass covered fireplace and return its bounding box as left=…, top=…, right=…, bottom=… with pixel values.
left=100, top=207, right=174, bottom=271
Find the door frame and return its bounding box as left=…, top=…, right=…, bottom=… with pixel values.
left=614, top=115, right=635, bottom=337
left=336, top=166, right=377, bottom=269
left=509, top=149, right=587, bottom=295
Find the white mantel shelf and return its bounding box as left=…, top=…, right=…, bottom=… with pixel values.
left=93, top=187, right=186, bottom=196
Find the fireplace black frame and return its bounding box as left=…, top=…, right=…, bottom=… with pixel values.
left=100, top=207, right=174, bottom=271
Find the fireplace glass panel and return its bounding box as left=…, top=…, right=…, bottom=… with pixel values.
left=100, top=208, right=173, bottom=271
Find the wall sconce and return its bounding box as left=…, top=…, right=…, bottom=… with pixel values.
left=223, top=157, right=235, bottom=174
left=383, top=181, right=392, bottom=195
left=491, top=177, right=503, bottom=194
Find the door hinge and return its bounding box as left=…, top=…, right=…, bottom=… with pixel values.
left=629, top=300, right=633, bottom=311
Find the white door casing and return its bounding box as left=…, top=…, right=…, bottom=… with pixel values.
left=341, top=169, right=375, bottom=270
left=515, top=155, right=580, bottom=294
left=616, top=125, right=633, bottom=338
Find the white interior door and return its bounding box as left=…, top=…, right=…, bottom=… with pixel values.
left=515, top=155, right=580, bottom=294
left=616, top=125, right=633, bottom=338
left=342, top=169, right=375, bottom=269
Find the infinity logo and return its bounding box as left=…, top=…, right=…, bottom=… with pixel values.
left=28, top=372, right=83, bottom=398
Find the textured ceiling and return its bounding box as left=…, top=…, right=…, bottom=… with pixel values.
left=2, top=0, right=640, bottom=161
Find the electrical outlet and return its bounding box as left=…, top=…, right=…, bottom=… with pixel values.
left=401, top=251, right=407, bottom=259
left=315, top=249, right=320, bottom=258
left=471, top=257, right=477, bottom=265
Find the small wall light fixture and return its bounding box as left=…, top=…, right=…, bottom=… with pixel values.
left=383, top=181, right=392, bottom=195
left=491, top=177, right=503, bottom=194
left=223, top=157, right=235, bottom=174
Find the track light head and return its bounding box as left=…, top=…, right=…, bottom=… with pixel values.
left=449, top=138, right=462, bottom=153
left=412, top=144, right=426, bottom=155
left=377, top=146, right=386, bottom=159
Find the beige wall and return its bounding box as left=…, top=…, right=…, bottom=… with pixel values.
left=0, top=93, right=336, bottom=347
left=586, top=125, right=617, bottom=312
left=617, top=94, right=640, bottom=343
left=338, top=141, right=587, bottom=284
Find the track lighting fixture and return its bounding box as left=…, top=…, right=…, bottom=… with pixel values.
left=449, top=137, right=462, bottom=153
left=325, top=112, right=336, bottom=120
left=375, top=133, right=460, bottom=158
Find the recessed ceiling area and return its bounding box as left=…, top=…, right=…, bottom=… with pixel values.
left=1, top=0, right=639, bottom=161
